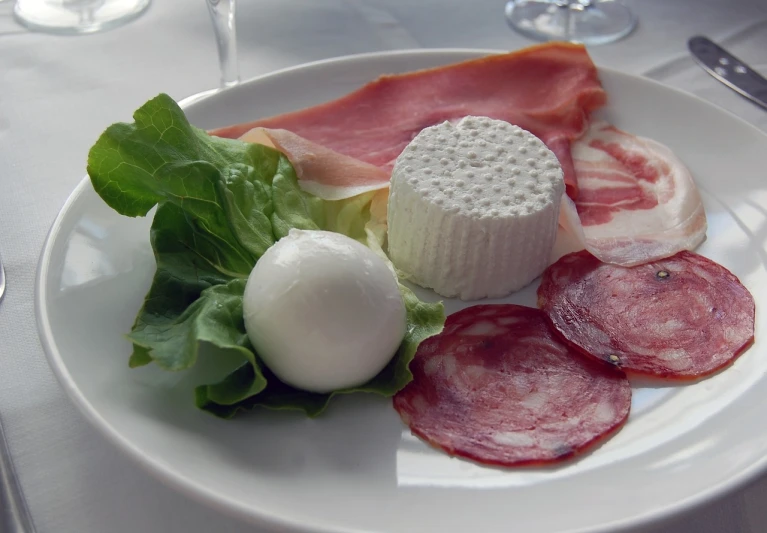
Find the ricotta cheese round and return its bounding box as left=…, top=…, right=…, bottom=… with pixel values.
left=242, top=229, right=407, bottom=393
left=387, top=116, right=565, bottom=300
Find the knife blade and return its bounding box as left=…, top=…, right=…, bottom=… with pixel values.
left=688, top=36, right=767, bottom=111
left=0, top=259, right=35, bottom=533
left=0, top=414, right=37, bottom=533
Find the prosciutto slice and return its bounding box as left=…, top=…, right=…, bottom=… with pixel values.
left=552, top=121, right=707, bottom=266
left=212, top=43, right=607, bottom=198
left=238, top=128, right=390, bottom=200
left=220, top=46, right=706, bottom=267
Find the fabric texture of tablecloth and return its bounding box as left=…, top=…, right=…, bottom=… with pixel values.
left=1, top=0, right=766, bottom=531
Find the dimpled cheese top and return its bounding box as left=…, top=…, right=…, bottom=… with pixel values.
left=396, top=117, right=562, bottom=217
left=387, top=116, right=565, bottom=300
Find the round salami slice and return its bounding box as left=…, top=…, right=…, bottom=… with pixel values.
left=393, top=304, right=631, bottom=467
left=538, top=250, right=755, bottom=379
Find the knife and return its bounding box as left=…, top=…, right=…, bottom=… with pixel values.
left=0, top=414, right=37, bottom=533
left=0, top=257, right=34, bottom=533
left=688, top=36, right=767, bottom=111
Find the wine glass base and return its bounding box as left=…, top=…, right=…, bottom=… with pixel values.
left=505, top=0, right=637, bottom=46
left=14, top=0, right=151, bottom=35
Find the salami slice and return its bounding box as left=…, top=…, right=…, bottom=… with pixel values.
left=393, top=304, right=631, bottom=467
left=538, top=250, right=755, bottom=379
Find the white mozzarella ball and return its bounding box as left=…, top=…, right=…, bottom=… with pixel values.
left=242, top=229, right=406, bottom=393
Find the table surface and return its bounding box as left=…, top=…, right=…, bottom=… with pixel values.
left=1, top=0, right=767, bottom=532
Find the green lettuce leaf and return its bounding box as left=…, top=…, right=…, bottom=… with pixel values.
left=87, top=93, right=445, bottom=417
left=127, top=203, right=235, bottom=369
left=195, top=283, right=445, bottom=418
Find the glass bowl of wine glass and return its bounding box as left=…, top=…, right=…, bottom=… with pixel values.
left=505, top=0, right=637, bottom=46
left=14, top=0, right=151, bottom=35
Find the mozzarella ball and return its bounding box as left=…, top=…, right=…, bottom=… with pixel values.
left=242, top=229, right=406, bottom=393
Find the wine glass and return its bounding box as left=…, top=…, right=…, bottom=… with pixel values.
left=206, top=0, right=239, bottom=88
left=14, top=0, right=151, bottom=34
left=176, top=0, right=238, bottom=108
left=505, top=0, right=636, bottom=46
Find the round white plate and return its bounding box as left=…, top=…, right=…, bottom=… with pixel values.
left=37, top=49, right=767, bottom=533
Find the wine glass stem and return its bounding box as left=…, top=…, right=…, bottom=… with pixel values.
left=207, top=0, right=239, bottom=88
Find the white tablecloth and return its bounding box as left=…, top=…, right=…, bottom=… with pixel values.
left=1, top=0, right=766, bottom=531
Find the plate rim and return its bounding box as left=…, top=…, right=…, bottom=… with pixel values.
left=35, top=47, right=767, bottom=533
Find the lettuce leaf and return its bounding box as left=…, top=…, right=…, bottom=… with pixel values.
left=87, top=94, right=444, bottom=417
left=195, top=282, right=445, bottom=418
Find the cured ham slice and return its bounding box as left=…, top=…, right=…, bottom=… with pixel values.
left=238, top=128, right=390, bottom=201
left=212, top=43, right=607, bottom=198
left=538, top=250, right=755, bottom=379
left=393, top=304, right=631, bottom=466
left=221, top=47, right=706, bottom=267
left=552, top=121, right=707, bottom=266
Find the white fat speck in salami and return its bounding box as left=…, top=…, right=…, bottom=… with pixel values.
left=538, top=250, right=756, bottom=379
left=392, top=304, right=631, bottom=467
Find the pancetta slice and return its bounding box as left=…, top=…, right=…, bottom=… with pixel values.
left=553, top=121, right=707, bottom=266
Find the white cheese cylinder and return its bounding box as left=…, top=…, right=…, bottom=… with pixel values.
left=387, top=117, right=564, bottom=300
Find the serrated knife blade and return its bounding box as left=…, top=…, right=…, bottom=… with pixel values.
left=688, top=36, right=767, bottom=111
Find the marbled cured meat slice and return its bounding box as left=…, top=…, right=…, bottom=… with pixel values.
left=552, top=121, right=707, bottom=266
left=538, top=250, right=755, bottom=379
left=393, top=304, right=631, bottom=466
left=211, top=43, right=607, bottom=199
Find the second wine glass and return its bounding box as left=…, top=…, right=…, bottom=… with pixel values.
left=14, top=0, right=150, bottom=34
left=505, top=0, right=636, bottom=46
left=206, top=0, right=240, bottom=88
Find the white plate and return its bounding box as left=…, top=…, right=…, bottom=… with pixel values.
left=37, top=49, right=767, bottom=533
